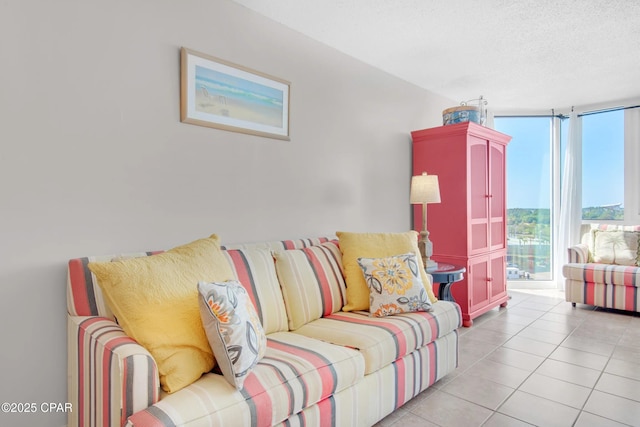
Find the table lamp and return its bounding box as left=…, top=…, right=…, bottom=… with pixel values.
left=410, top=172, right=441, bottom=271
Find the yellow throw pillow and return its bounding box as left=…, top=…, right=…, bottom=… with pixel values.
left=88, top=234, right=235, bottom=393
left=337, top=231, right=437, bottom=311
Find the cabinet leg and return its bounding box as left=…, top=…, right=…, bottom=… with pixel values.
left=462, top=319, right=473, bottom=327
left=572, top=302, right=576, bottom=307
left=500, top=301, right=508, bottom=308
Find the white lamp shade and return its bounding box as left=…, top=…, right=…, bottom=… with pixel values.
left=410, top=172, right=441, bottom=204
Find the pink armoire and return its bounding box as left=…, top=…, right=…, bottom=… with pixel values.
left=411, top=122, right=512, bottom=327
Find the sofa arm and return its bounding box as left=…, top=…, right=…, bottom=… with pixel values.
left=68, top=316, right=160, bottom=427
left=567, top=243, right=589, bottom=264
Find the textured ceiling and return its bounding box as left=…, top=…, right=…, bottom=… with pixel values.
left=232, top=0, right=640, bottom=112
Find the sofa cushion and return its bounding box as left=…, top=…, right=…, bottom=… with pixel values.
left=292, top=300, right=461, bottom=374
left=357, top=253, right=432, bottom=317
left=273, top=241, right=346, bottom=330
left=87, top=234, right=235, bottom=393
left=222, top=248, right=289, bottom=334
left=198, top=280, right=267, bottom=390
left=126, top=332, right=365, bottom=427
left=592, top=230, right=640, bottom=266
left=336, top=231, right=437, bottom=312
left=563, top=262, right=640, bottom=288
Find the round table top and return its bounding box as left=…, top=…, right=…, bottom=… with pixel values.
left=427, top=263, right=466, bottom=274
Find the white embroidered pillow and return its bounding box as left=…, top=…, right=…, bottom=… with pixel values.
left=593, top=230, right=640, bottom=266
left=198, top=280, right=266, bottom=389
left=357, top=253, right=432, bottom=317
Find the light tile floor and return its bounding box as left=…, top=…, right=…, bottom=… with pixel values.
left=375, top=289, right=640, bottom=427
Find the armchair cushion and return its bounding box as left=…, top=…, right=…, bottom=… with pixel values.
left=592, top=230, right=640, bottom=266
left=563, top=263, right=640, bottom=288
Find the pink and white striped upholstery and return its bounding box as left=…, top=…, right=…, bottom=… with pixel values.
left=293, top=300, right=462, bottom=374
left=564, top=224, right=640, bottom=312
left=567, top=243, right=589, bottom=263
left=565, top=278, right=640, bottom=311
left=273, top=241, right=346, bottom=330
left=68, top=235, right=461, bottom=427
left=222, top=248, right=289, bottom=334
left=125, top=332, right=364, bottom=427
left=272, top=331, right=459, bottom=427
left=67, top=238, right=333, bottom=319
left=68, top=317, right=160, bottom=427
left=563, top=263, right=640, bottom=288
left=67, top=237, right=334, bottom=427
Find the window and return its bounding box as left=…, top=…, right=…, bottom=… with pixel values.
left=581, top=110, right=624, bottom=220
left=494, top=117, right=554, bottom=286
left=495, top=105, right=640, bottom=289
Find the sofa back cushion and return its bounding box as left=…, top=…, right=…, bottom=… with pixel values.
left=221, top=237, right=334, bottom=251
left=222, top=248, right=289, bottom=334
left=67, top=236, right=335, bottom=319
left=274, top=241, right=346, bottom=330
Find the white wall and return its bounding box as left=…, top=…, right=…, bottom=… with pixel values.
left=0, top=1, right=453, bottom=425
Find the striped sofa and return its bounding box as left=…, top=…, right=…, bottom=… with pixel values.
left=563, top=224, right=640, bottom=312
left=67, top=237, right=462, bottom=427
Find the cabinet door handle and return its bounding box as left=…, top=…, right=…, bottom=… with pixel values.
left=487, top=277, right=493, bottom=282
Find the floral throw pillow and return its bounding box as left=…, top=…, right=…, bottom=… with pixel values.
left=357, top=253, right=432, bottom=317
left=197, top=280, right=267, bottom=389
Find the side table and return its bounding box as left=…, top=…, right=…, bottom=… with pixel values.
left=427, top=263, right=465, bottom=302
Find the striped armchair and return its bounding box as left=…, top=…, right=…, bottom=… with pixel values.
left=563, top=224, right=640, bottom=312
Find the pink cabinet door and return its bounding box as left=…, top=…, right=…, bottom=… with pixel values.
left=469, top=138, right=489, bottom=254
left=469, top=138, right=507, bottom=255
left=489, top=141, right=507, bottom=250
left=468, top=251, right=507, bottom=316
left=468, top=255, right=490, bottom=313
left=489, top=251, right=507, bottom=301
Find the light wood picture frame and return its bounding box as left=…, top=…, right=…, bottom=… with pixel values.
left=180, top=47, right=290, bottom=140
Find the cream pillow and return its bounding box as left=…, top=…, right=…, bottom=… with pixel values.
left=88, top=234, right=235, bottom=393
left=198, top=280, right=267, bottom=390
left=358, top=253, right=432, bottom=317
left=336, top=231, right=437, bottom=312
left=593, top=230, right=640, bottom=266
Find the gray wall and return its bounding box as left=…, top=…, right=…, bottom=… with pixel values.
left=0, top=1, right=453, bottom=425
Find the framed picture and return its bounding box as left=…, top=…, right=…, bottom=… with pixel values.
left=180, top=47, right=290, bottom=140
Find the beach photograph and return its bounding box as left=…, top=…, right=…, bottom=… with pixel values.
left=181, top=48, right=290, bottom=139
left=194, top=65, right=284, bottom=128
